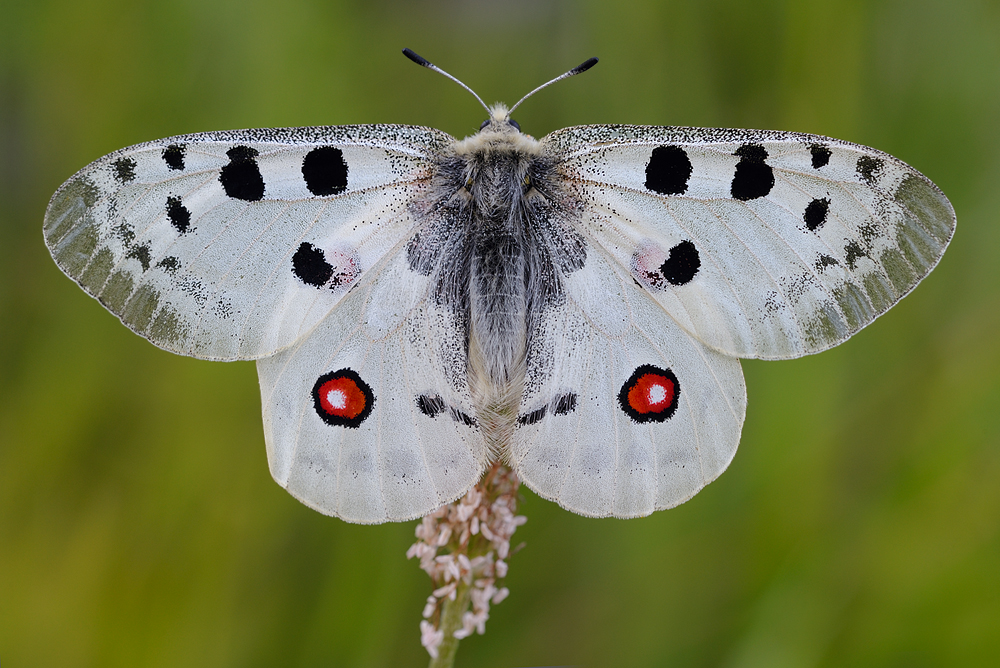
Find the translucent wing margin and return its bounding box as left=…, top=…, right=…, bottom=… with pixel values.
left=543, top=125, right=955, bottom=359
left=44, top=125, right=454, bottom=360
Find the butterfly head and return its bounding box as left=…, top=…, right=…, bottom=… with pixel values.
left=478, top=104, right=522, bottom=135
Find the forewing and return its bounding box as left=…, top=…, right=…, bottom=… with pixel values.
left=257, top=248, right=487, bottom=524
left=44, top=125, right=453, bottom=360
left=544, top=125, right=955, bottom=359
left=509, top=246, right=746, bottom=518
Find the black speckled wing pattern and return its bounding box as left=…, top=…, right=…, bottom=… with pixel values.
left=503, top=124, right=953, bottom=518
left=45, top=126, right=488, bottom=523
left=44, top=120, right=955, bottom=523
left=545, top=125, right=954, bottom=360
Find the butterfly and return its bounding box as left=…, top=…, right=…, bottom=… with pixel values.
left=44, top=50, right=955, bottom=524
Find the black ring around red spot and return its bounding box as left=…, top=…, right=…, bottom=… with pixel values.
left=312, top=368, right=375, bottom=428
left=618, top=364, right=680, bottom=423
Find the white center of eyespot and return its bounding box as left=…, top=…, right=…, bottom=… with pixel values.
left=326, top=389, right=347, bottom=409
left=648, top=384, right=667, bottom=405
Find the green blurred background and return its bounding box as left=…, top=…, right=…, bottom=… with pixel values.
left=2, top=0, right=998, bottom=666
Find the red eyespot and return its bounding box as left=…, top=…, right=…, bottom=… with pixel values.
left=312, top=368, right=374, bottom=428
left=618, top=365, right=680, bottom=423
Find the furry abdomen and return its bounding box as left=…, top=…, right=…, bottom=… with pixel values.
left=408, top=128, right=588, bottom=452
left=464, top=148, right=533, bottom=451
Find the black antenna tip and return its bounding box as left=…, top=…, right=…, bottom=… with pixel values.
left=402, top=48, right=431, bottom=67
left=572, top=57, right=599, bottom=75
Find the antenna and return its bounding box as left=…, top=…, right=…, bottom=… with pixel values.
left=508, top=57, right=598, bottom=114
left=402, top=49, right=490, bottom=115
left=402, top=49, right=599, bottom=118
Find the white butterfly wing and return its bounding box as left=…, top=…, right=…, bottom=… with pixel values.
left=47, top=117, right=952, bottom=523
left=509, top=247, right=746, bottom=518
left=257, top=248, right=487, bottom=523
left=44, top=126, right=452, bottom=360
left=545, top=126, right=955, bottom=359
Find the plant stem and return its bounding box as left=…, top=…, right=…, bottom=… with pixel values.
left=428, top=582, right=472, bottom=668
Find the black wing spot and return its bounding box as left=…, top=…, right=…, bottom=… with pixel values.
left=645, top=145, right=693, bottom=195
left=302, top=146, right=349, bottom=196
left=552, top=393, right=578, bottom=415
left=856, top=155, right=883, bottom=186
left=731, top=144, right=774, bottom=201
left=416, top=394, right=446, bottom=418
left=660, top=240, right=701, bottom=286
left=517, top=405, right=548, bottom=426
left=804, top=197, right=830, bottom=231
left=157, top=256, right=180, bottom=272
left=165, top=195, right=192, bottom=233
left=126, top=244, right=151, bottom=271
left=809, top=143, right=831, bottom=169
left=518, top=392, right=579, bottom=426
left=417, top=394, right=477, bottom=427
left=844, top=241, right=867, bottom=270
left=113, top=157, right=137, bottom=185
left=292, top=242, right=334, bottom=287
left=220, top=145, right=265, bottom=201
left=815, top=254, right=839, bottom=270
left=449, top=407, right=477, bottom=427
left=114, top=223, right=135, bottom=244
left=163, top=144, right=186, bottom=170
